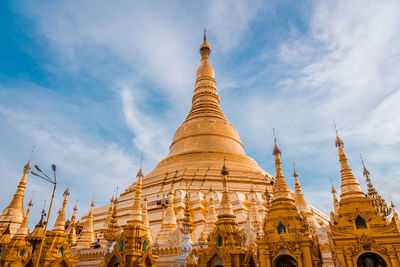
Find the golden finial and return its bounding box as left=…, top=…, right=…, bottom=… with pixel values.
left=331, top=180, right=336, bottom=194
left=333, top=119, right=344, bottom=147
left=360, top=153, right=371, bottom=180
left=272, top=128, right=281, bottom=155
left=293, top=162, right=298, bottom=178
left=200, top=28, right=211, bottom=58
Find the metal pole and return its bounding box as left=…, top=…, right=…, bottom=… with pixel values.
left=35, top=182, right=57, bottom=267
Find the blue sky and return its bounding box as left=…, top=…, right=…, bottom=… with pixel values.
left=1, top=0, right=400, bottom=229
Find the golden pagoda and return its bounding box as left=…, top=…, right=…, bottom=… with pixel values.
left=87, top=32, right=329, bottom=263
left=75, top=200, right=96, bottom=249
left=194, top=160, right=247, bottom=267
left=256, top=138, right=322, bottom=267
left=328, top=132, right=400, bottom=266
left=0, top=160, right=30, bottom=236
left=0, top=199, right=33, bottom=266
left=101, top=168, right=158, bottom=267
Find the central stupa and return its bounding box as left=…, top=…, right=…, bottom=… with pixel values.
left=90, top=34, right=324, bottom=244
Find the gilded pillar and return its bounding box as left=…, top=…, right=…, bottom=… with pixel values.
left=264, top=250, right=272, bottom=267
left=389, top=253, right=400, bottom=267
left=344, top=254, right=353, bottom=267
left=295, top=250, right=304, bottom=267
left=232, top=254, right=240, bottom=267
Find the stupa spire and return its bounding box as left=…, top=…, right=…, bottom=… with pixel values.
left=361, top=154, right=391, bottom=216
left=0, top=158, right=31, bottom=234
left=75, top=200, right=95, bottom=248
left=331, top=184, right=340, bottom=215
left=271, top=131, right=292, bottom=203
left=218, top=158, right=235, bottom=218
left=293, top=164, right=311, bottom=214
left=180, top=192, right=193, bottom=235
left=203, top=192, right=217, bottom=238
left=128, top=168, right=143, bottom=225
left=53, top=187, right=70, bottom=233
left=142, top=196, right=153, bottom=243
left=249, top=197, right=262, bottom=226
left=15, top=199, right=33, bottom=237
left=333, top=123, right=365, bottom=199
left=168, top=31, right=246, bottom=157
left=391, top=201, right=400, bottom=230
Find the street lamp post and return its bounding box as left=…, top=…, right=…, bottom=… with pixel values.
left=31, top=164, right=57, bottom=267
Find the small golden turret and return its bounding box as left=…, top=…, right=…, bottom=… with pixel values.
left=128, top=168, right=143, bottom=225
left=180, top=192, right=193, bottom=235
left=218, top=158, right=235, bottom=218
left=103, top=195, right=119, bottom=245
left=53, top=187, right=70, bottom=233
left=202, top=187, right=217, bottom=240
left=334, top=127, right=365, bottom=200
left=271, top=135, right=292, bottom=203
left=249, top=198, right=262, bottom=229
left=156, top=188, right=177, bottom=245
left=75, top=200, right=95, bottom=248
left=391, top=201, right=400, bottom=230
left=293, top=164, right=312, bottom=214
left=142, top=196, right=153, bottom=243
left=361, top=155, right=391, bottom=217
left=14, top=199, right=33, bottom=237
left=331, top=185, right=340, bottom=215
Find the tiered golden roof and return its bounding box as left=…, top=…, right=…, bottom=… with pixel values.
left=0, top=160, right=30, bottom=236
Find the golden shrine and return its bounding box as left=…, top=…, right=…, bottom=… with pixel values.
left=1, top=33, right=400, bottom=267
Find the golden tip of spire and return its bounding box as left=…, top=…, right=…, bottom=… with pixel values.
left=333, top=120, right=344, bottom=147
left=28, top=199, right=33, bottom=207
left=331, top=185, right=336, bottom=194
left=64, top=187, right=70, bottom=196
left=200, top=29, right=211, bottom=57
left=272, top=128, right=281, bottom=155
left=360, top=153, right=370, bottom=177
left=136, top=167, right=144, bottom=178
left=91, top=200, right=95, bottom=207
left=293, top=162, right=298, bottom=177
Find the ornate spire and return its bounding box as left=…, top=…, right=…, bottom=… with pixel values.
left=66, top=203, right=77, bottom=235
left=128, top=168, right=143, bottom=225
left=142, top=196, right=153, bottom=243
left=293, top=164, right=311, bottom=214
left=53, top=187, right=70, bottom=233
left=0, top=159, right=31, bottom=234
left=197, top=28, right=213, bottom=78
left=180, top=192, right=193, bottom=235
left=75, top=200, right=95, bottom=248
left=331, top=184, right=340, bottom=215
left=249, top=198, right=262, bottom=227
left=103, top=196, right=119, bottom=245
left=361, top=155, right=391, bottom=216
left=15, top=199, right=33, bottom=237
left=271, top=133, right=292, bottom=203
left=218, top=159, right=235, bottom=218
left=333, top=125, right=365, bottom=199
left=391, top=201, right=400, bottom=230
left=164, top=189, right=177, bottom=226
left=168, top=31, right=246, bottom=157
left=203, top=192, right=217, bottom=238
